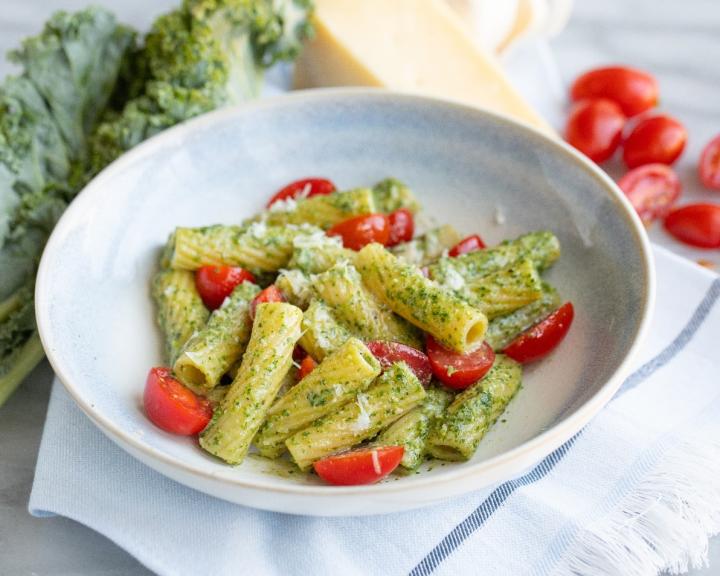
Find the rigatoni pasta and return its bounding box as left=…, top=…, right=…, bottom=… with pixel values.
left=285, top=362, right=427, bottom=470
left=174, top=282, right=260, bottom=394
left=254, top=338, right=381, bottom=458
left=199, top=302, right=302, bottom=465
left=145, top=177, right=571, bottom=486
left=151, top=269, right=209, bottom=363
left=355, top=243, right=488, bottom=353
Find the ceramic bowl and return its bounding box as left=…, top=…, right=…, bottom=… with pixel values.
left=36, top=89, right=654, bottom=516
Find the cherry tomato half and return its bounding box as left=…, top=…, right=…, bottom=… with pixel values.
left=267, top=178, right=336, bottom=208
left=699, top=135, right=720, bottom=191
left=426, top=336, right=495, bottom=390
left=313, top=446, right=404, bottom=486
left=570, top=66, right=659, bottom=117
left=386, top=209, right=415, bottom=247
left=504, top=302, right=574, bottom=364
left=249, top=285, right=285, bottom=321
left=366, top=341, right=433, bottom=386
left=448, top=234, right=486, bottom=258
left=144, top=367, right=212, bottom=435
left=195, top=265, right=256, bottom=310
left=327, top=213, right=390, bottom=250
left=298, top=355, right=317, bottom=380
left=617, top=164, right=682, bottom=224
left=623, top=115, right=687, bottom=169
left=565, top=98, right=626, bottom=163
left=664, top=203, right=720, bottom=249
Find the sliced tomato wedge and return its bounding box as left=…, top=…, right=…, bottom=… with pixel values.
left=366, top=341, right=433, bottom=386
left=143, top=367, right=212, bottom=435
left=313, top=446, right=404, bottom=486
left=448, top=234, right=485, bottom=258
left=426, top=336, right=495, bottom=390
left=664, top=203, right=720, bottom=249
left=386, top=208, right=415, bottom=247
left=249, top=285, right=285, bottom=321
left=267, top=177, right=336, bottom=208
left=195, top=265, right=256, bottom=310
left=504, top=302, right=574, bottom=364
left=699, top=135, right=720, bottom=191
left=327, top=213, right=390, bottom=250
left=298, top=355, right=317, bottom=380
left=617, top=164, right=682, bottom=224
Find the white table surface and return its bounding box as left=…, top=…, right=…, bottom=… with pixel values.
left=1, top=1, right=718, bottom=574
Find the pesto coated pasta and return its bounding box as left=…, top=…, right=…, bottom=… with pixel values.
left=146, top=177, right=572, bottom=486
left=199, top=302, right=303, bottom=465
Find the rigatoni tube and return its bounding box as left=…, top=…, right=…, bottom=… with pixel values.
left=312, top=262, right=422, bottom=349
left=355, top=243, right=488, bottom=353
left=254, top=338, right=381, bottom=458
left=199, top=302, right=303, bottom=465
left=376, top=385, right=453, bottom=470
left=427, top=355, right=522, bottom=461
left=174, top=282, right=260, bottom=394
left=151, top=269, right=209, bottom=364
left=285, top=362, right=426, bottom=470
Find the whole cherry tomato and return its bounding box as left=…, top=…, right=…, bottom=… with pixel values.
left=195, top=265, right=256, bottom=310
left=144, top=367, right=212, bottom=435
left=570, top=66, right=659, bottom=117
left=267, top=178, right=336, bottom=208
left=699, top=135, right=720, bottom=191
left=664, top=204, right=720, bottom=249
left=448, top=234, right=485, bottom=258
left=565, top=98, right=626, bottom=163
left=623, top=115, right=687, bottom=168
left=504, top=303, right=574, bottom=364
left=314, top=446, right=404, bottom=486
left=426, top=336, right=495, bottom=390
left=386, top=209, right=415, bottom=247
left=617, top=164, right=681, bottom=224
left=327, top=213, right=390, bottom=250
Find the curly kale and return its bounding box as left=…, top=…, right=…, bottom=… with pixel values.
left=0, top=1, right=313, bottom=406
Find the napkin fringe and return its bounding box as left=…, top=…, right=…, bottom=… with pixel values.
left=556, top=429, right=720, bottom=576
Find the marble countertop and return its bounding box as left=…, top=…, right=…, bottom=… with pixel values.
left=1, top=0, right=718, bottom=574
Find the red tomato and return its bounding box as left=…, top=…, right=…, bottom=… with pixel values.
left=426, top=336, right=495, bottom=390
left=143, top=367, right=212, bottom=435
left=623, top=115, right=688, bottom=168
left=699, top=135, right=720, bottom=191
left=313, top=446, right=404, bottom=486
left=504, top=303, right=574, bottom=364
left=298, top=356, right=317, bottom=380
left=664, top=204, right=720, bottom=249
left=366, top=341, right=433, bottom=386
left=448, top=234, right=486, bottom=258
left=570, top=66, right=659, bottom=117
left=617, top=164, right=682, bottom=224
left=267, top=178, right=336, bottom=208
left=195, top=266, right=256, bottom=310
left=327, top=213, right=390, bottom=250
left=565, top=99, right=626, bottom=163
left=249, top=285, right=285, bottom=321
left=386, top=209, right=415, bottom=247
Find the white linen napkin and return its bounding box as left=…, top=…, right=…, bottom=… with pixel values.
left=30, top=245, right=720, bottom=576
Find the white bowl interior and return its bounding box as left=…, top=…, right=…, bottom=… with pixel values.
left=37, top=91, right=651, bottom=502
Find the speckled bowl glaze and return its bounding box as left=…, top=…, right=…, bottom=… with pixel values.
left=36, top=89, right=654, bottom=516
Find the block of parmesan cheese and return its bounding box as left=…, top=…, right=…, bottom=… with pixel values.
left=294, top=0, right=553, bottom=134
